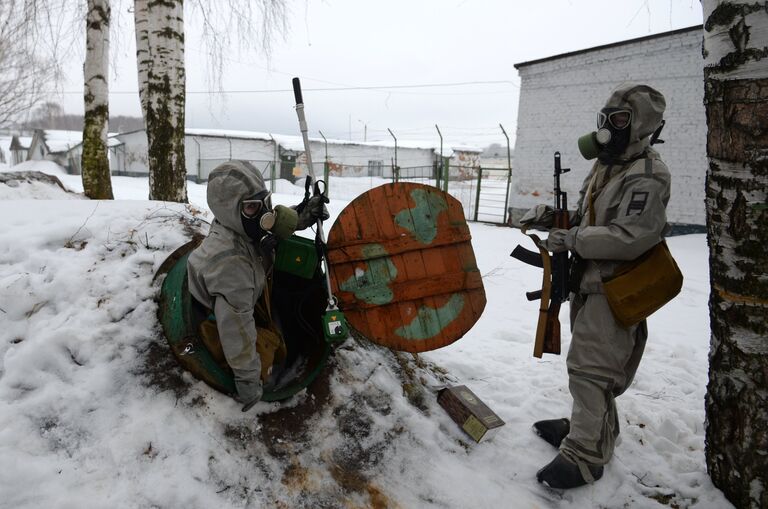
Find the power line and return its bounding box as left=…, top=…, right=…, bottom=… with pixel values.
left=46, top=79, right=520, bottom=95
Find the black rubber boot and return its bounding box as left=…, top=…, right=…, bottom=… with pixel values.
left=533, top=418, right=570, bottom=448
left=536, top=453, right=603, bottom=489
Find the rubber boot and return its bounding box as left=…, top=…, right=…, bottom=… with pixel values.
left=236, top=377, right=263, bottom=412
left=536, top=453, right=603, bottom=489
left=533, top=418, right=570, bottom=448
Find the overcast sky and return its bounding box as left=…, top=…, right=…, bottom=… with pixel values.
left=52, top=0, right=703, bottom=148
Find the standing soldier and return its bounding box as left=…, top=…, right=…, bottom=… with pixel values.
left=521, top=83, right=670, bottom=489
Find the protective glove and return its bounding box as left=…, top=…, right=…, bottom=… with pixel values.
left=541, top=227, right=578, bottom=253
left=259, top=233, right=279, bottom=253
left=296, top=194, right=330, bottom=230
left=520, top=204, right=554, bottom=229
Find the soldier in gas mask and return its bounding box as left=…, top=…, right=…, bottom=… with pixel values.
left=187, top=160, right=328, bottom=411
left=521, top=83, right=670, bottom=489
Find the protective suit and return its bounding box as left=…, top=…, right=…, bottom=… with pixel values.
left=187, top=161, right=328, bottom=409
left=534, top=83, right=671, bottom=488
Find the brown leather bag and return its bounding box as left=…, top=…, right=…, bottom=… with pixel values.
left=602, top=241, right=683, bottom=327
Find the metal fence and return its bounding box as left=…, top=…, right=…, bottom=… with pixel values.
left=197, top=158, right=512, bottom=225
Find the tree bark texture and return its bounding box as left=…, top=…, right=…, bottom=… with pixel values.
left=703, top=2, right=768, bottom=508
left=82, top=0, right=114, bottom=200
left=134, top=0, right=187, bottom=203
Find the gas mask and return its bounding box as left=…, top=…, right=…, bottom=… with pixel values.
left=240, top=191, right=298, bottom=245
left=577, top=108, right=632, bottom=161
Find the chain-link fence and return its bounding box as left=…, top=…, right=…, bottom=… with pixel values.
left=197, top=158, right=512, bottom=225
left=195, top=159, right=276, bottom=184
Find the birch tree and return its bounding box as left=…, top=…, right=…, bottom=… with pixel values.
left=134, top=0, right=187, bottom=202
left=0, top=1, right=56, bottom=127
left=132, top=1, right=287, bottom=202
left=82, top=0, right=114, bottom=199
left=702, top=2, right=768, bottom=508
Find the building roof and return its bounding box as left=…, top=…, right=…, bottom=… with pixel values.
left=184, top=127, right=482, bottom=157
left=514, top=25, right=702, bottom=69
left=10, top=136, right=32, bottom=150
left=35, top=130, right=83, bottom=153
left=118, top=127, right=482, bottom=158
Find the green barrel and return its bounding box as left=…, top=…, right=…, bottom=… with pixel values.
left=157, top=239, right=331, bottom=402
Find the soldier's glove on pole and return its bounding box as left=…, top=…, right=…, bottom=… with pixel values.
left=542, top=227, right=578, bottom=253
left=520, top=204, right=555, bottom=229
left=296, top=194, right=330, bottom=230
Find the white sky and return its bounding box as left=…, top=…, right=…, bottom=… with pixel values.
left=50, top=0, right=704, bottom=147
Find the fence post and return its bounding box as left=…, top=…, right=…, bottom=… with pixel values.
left=500, top=123, right=512, bottom=225
left=270, top=161, right=277, bottom=191
left=474, top=167, right=482, bottom=221
left=442, top=159, right=449, bottom=193
left=503, top=167, right=512, bottom=225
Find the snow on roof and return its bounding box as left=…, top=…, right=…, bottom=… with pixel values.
left=10, top=136, right=33, bottom=150
left=120, top=127, right=482, bottom=157
left=276, top=134, right=481, bottom=157
left=185, top=128, right=275, bottom=143
left=40, top=130, right=83, bottom=153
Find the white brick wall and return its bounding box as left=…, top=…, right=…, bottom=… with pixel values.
left=513, top=26, right=706, bottom=226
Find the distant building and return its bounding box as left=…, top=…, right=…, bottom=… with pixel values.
left=26, top=129, right=83, bottom=171
left=112, top=128, right=482, bottom=184
left=9, top=135, right=33, bottom=166
left=480, top=143, right=513, bottom=169
left=512, top=25, right=706, bottom=229
left=0, top=135, right=12, bottom=164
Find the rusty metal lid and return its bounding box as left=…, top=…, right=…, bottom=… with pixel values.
left=327, top=183, right=486, bottom=352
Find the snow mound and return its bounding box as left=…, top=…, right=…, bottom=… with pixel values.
left=0, top=166, right=733, bottom=508
left=0, top=170, right=82, bottom=200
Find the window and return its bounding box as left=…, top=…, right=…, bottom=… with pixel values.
left=368, top=160, right=383, bottom=177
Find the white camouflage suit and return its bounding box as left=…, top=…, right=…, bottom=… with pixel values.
left=187, top=161, right=272, bottom=404
left=559, top=84, right=671, bottom=467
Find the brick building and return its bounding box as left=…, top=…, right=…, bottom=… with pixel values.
left=512, top=25, right=706, bottom=230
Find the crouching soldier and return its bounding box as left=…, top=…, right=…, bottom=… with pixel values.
left=521, top=83, right=670, bottom=489
left=187, top=160, right=328, bottom=411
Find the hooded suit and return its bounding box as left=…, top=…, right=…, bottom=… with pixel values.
left=560, top=84, right=671, bottom=467
left=187, top=161, right=271, bottom=404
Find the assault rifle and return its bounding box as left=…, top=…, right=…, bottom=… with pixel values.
left=510, top=152, right=570, bottom=358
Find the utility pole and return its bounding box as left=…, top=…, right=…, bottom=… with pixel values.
left=388, top=128, right=398, bottom=183
left=500, top=123, right=512, bottom=225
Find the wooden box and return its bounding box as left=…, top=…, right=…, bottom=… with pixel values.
left=437, top=385, right=505, bottom=443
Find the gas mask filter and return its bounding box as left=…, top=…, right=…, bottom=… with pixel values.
left=258, top=205, right=298, bottom=240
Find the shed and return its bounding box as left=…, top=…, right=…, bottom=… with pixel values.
left=26, top=129, right=83, bottom=172
left=9, top=135, right=33, bottom=166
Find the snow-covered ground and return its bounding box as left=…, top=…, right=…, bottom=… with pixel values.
left=0, top=161, right=731, bottom=508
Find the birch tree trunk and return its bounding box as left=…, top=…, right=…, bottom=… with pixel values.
left=702, top=2, right=768, bottom=508
left=134, top=0, right=187, bottom=202
left=81, top=0, right=114, bottom=200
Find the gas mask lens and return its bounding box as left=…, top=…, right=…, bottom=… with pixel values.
left=241, top=192, right=272, bottom=218
left=597, top=109, right=632, bottom=130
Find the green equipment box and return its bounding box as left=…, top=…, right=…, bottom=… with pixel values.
left=275, top=235, right=319, bottom=279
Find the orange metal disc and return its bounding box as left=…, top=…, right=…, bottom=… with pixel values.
left=327, top=183, right=486, bottom=352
